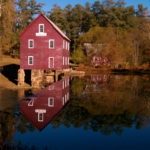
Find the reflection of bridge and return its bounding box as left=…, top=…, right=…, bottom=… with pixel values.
left=20, top=77, right=70, bottom=131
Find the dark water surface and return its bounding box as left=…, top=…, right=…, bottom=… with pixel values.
left=0, top=74, right=150, bottom=150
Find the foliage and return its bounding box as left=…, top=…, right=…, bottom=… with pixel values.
left=0, top=0, right=150, bottom=66
left=71, top=48, right=86, bottom=64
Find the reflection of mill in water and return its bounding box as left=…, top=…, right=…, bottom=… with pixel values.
left=20, top=77, right=70, bottom=131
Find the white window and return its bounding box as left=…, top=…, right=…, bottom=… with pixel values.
left=68, top=42, right=70, bottom=50
left=62, top=80, right=65, bottom=89
left=39, top=24, right=44, bottom=33
left=63, top=56, right=65, bottom=65
left=68, top=57, right=69, bottom=65
left=63, top=40, right=65, bottom=49
left=62, top=97, right=65, bottom=105
left=36, top=24, right=47, bottom=36
left=48, top=85, right=54, bottom=90
left=35, top=109, right=46, bottom=122
left=48, top=57, right=54, bottom=68
left=65, top=57, right=68, bottom=65
left=28, top=39, right=34, bottom=48
left=48, top=97, right=54, bottom=107
left=49, top=40, right=54, bottom=48
left=28, top=99, right=34, bottom=106
left=28, top=56, right=34, bottom=65
left=66, top=41, right=68, bottom=50
left=38, top=113, right=44, bottom=122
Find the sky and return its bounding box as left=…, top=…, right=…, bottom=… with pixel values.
left=36, top=0, right=150, bottom=11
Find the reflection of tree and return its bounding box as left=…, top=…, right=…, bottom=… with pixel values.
left=0, top=109, right=36, bottom=149
left=51, top=75, right=150, bottom=135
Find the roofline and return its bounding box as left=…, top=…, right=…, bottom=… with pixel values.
left=20, top=14, right=70, bottom=41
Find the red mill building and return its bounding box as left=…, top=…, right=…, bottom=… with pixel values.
left=18, top=14, right=70, bottom=87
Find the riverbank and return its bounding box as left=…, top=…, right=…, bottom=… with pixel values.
left=0, top=73, right=18, bottom=89
left=75, top=64, right=150, bottom=75
left=0, top=55, right=31, bottom=89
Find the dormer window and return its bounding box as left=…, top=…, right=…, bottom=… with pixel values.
left=36, top=24, right=47, bottom=36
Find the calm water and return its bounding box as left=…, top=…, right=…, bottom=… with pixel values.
left=0, top=74, right=150, bottom=150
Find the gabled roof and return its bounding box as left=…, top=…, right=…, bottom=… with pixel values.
left=20, top=14, right=70, bottom=41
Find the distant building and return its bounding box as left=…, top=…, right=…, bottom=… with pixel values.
left=84, top=43, right=110, bottom=66
left=20, top=14, right=70, bottom=70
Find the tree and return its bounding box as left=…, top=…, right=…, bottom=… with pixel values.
left=14, top=0, right=43, bottom=54
left=16, top=0, right=44, bottom=31
left=48, top=4, right=66, bottom=30
left=0, top=0, right=16, bottom=54
left=71, top=49, right=86, bottom=64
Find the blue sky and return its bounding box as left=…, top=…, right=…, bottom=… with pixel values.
left=37, top=0, right=150, bottom=11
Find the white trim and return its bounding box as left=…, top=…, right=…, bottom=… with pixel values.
left=63, top=40, right=65, bottom=49
left=49, top=39, right=54, bottom=49
left=28, top=99, right=34, bottom=106
left=36, top=32, right=47, bottom=36
left=62, top=80, right=65, bottom=89
left=35, top=109, right=46, bottom=122
left=28, top=56, right=34, bottom=65
left=44, top=15, right=70, bottom=41
left=36, top=24, right=47, bottom=36
left=28, top=39, right=34, bottom=48
left=66, top=41, right=68, bottom=50
left=39, top=24, right=44, bottom=33
left=63, top=56, right=65, bottom=66
left=48, top=57, right=54, bottom=68
left=38, top=113, right=44, bottom=122
left=48, top=97, right=54, bottom=107
left=68, top=42, right=70, bottom=51
left=35, top=109, right=46, bottom=113
left=62, top=97, right=65, bottom=105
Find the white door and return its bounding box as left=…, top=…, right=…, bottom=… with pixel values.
left=48, top=57, right=54, bottom=68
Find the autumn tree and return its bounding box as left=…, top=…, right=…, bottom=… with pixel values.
left=0, top=0, right=16, bottom=54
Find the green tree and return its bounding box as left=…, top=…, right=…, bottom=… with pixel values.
left=48, top=4, right=66, bottom=30
left=14, top=0, right=43, bottom=54
left=71, top=49, right=86, bottom=64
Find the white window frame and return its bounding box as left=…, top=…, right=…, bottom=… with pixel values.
left=62, top=80, right=65, bottom=89
left=35, top=109, right=46, bottom=122
left=48, top=57, right=54, bottom=68
left=49, top=39, right=54, bottom=49
left=66, top=41, right=68, bottom=50
left=62, top=97, right=65, bottom=105
left=38, top=113, right=44, bottom=122
left=28, top=99, right=34, bottom=106
left=48, top=97, right=54, bottom=107
left=62, top=56, right=65, bottom=66
left=39, top=24, right=44, bottom=33
left=28, top=56, right=34, bottom=65
left=68, top=42, right=70, bottom=50
left=36, top=24, right=47, bottom=36
left=63, top=40, right=65, bottom=49
left=28, top=39, right=34, bottom=48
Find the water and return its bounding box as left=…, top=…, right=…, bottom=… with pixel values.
left=0, top=74, right=150, bottom=150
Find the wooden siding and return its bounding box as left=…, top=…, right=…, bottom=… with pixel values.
left=20, top=14, right=70, bottom=70
left=20, top=78, right=70, bottom=130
